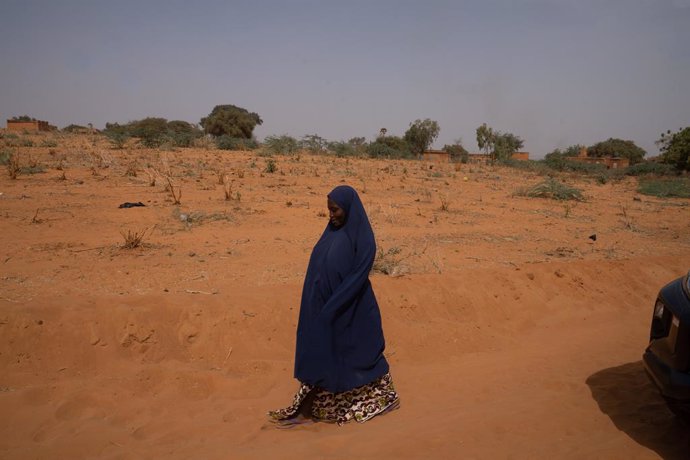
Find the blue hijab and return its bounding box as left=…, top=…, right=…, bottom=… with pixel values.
left=294, top=185, right=389, bottom=393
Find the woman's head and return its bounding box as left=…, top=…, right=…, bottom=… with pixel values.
left=326, top=185, right=358, bottom=229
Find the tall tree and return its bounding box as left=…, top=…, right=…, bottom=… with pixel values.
left=493, top=132, right=524, bottom=162
left=588, top=138, right=645, bottom=165
left=476, top=123, right=495, bottom=162
left=476, top=123, right=523, bottom=163
left=200, top=104, right=263, bottom=138
left=657, top=127, right=690, bottom=171
left=403, top=119, right=440, bottom=157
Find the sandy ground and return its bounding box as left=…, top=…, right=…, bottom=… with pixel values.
left=1, top=133, right=689, bottom=459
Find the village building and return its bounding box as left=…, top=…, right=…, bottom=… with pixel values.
left=421, top=149, right=451, bottom=162
left=570, top=146, right=629, bottom=169
left=6, top=119, right=51, bottom=132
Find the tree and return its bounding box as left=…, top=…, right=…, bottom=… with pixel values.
left=657, top=127, right=690, bottom=171
left=443, top=140, right=469, bottom=163
left=200, top=104, right=262, bottom=138
left=476, top=123, right=494, bottom=161
left=299, top=134, right=328, bottom=154
left=493, top=132, right=524, bottom=162
left=11, top=115, right=36, bottom=122
left=367, top=136, right=413, bottom=159
left=588, top=138, right=645, bottom=165
left=476, top=124, right=524, bottom=163
left=403, top=119, right=440, bottom=157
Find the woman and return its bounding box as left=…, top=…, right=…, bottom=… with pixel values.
left=269, top=185, right=399, bottom=426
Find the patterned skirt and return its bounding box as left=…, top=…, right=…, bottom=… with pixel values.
left=268, top=373, right=400, bottom=426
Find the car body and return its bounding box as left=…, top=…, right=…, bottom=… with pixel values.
left=643, top=270, right=690, bottom=419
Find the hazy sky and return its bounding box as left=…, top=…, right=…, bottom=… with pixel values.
left=1, top=0, right=689, bottom=158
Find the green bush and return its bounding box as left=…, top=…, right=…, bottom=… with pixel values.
left=517, top=178, right=584, bottom=201
left=637, top=178, right=690, bottom=198
left=216, top=135, right=258, bottom=151
left=624, top=162, right=676, bottom=176
left=328, top=141, right=357, bottom=157
left=263, top=135, right=299, bottom=155
left=367, top=136, right=413, bottom=159
left=103, top=118, right=202, bottom=148
left=502, top=159, right=552, bottom=175
left=0, top=148, right=12, bottom=165
left=543, top=155, right=607, bottom=173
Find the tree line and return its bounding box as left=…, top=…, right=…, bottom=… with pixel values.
left=12, top=103, right=689, bottom=171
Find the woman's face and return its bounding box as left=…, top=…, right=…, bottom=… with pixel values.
left=327, top=198, right=346, bottom=228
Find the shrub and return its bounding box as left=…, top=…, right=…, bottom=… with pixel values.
left=543, top=156, right=607, bottom=174
left=637, top=178, right=690, bottom=198
left=502, top=159, right=552, bottom=175
left=367, top=136, right=413, bottom=159
left=300, top=134, right=328, bottom=154
left=264, top=158, right=277, bottom=173
left=216, top=135, right=258, bottom=151
left=62, top=124, right=89, bottom=133
left=263, top=135, right=299, bottom=155
left=624, top=162, right=676, bottom=176
left=0, top=148, right=12, bottom=165
left=517, top=178, right=584, bottom=201
left=328, top=141, right=357, bottom=157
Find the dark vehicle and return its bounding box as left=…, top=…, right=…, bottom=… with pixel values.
left=643, top=270, right=690, bottom=420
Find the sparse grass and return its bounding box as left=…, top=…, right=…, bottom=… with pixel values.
left=264, top=159, right=277, bottom=174
left=21, top=155, right=45, bottom=174
left=222, top=175, right=234, bottom=201
left=144, top=168, right=157, bottom=186
left=6, top=153, right=20, bottom=179
left=0, top=148, right=12, bottom=165
left=637, top=177, right=690, bottom=198
left=373, top=246, right=403, bottom=275
left=619, top=205, right=635, bottom=231
left=124, top=161, right=138, bottom=177
left=516, top=178, right=584, bottom=201
left=164, top=176, right=182, bottom=205
left=120, top=227, right=150, bottom=249
left=40, top=139, right=58, bottom=148
left=175, top=209, right=233, bottom=227
left=439, top=194, right=450, bottom=211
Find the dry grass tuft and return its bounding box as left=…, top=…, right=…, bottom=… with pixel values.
left=7, top=153, right=20, bottom=179
left=164, top=176, right=182, bottom=205
left=120, top=227, right=150, bottom=249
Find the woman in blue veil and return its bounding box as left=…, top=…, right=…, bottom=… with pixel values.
left=269, top=185, right=399, bottom=426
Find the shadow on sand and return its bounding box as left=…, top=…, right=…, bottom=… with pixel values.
left=586, top=361, right=689, bottom=460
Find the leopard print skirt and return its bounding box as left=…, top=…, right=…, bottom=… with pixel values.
left=268, top=373, right=399, bottom=426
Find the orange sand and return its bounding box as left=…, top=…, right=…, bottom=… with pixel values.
left=1, top=134, right=689, bottom=459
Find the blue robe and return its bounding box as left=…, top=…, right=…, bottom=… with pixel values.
left=294, top=186, right=389, bottom=393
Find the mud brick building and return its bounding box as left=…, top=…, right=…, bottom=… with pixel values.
left=6, top=119, right=51, bottom=132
